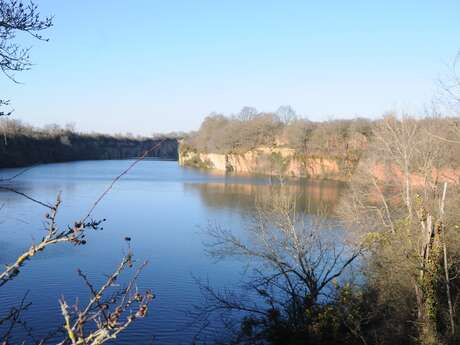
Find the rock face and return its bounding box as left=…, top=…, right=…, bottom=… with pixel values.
left=179, top=145, right=352, bottom=180
left=0, top=135, right=179, bottom=168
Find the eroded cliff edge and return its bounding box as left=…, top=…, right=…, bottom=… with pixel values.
left=179, top=144, right=357, bottom=181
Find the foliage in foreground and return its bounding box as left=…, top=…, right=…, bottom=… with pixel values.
left=195, top=112, right=460, bottom=345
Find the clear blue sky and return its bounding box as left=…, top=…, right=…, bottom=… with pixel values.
left=1, top=0, right=459, bottom=134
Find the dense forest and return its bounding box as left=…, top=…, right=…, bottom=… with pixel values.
left=0, top=119, right=180, bottom=168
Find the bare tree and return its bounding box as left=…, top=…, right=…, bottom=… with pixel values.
left=56, top=253, right=153, bottom=345
left=0, top=0, right=53, bottom=116
left=198, top=190, right=362, bottom=344
left=0, top=0, right=52, bottom=79
left=238, top=106, right=258, bottom=121
left=438, top=51, right=460, bottom=112
left=338, top=114, right=460, bottom=345
left=276, top=105, right=297, bottom=124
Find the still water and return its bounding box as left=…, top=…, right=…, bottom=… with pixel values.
left=0, top=160, right=343, bottom=344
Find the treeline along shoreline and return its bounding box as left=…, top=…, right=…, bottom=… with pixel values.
left=0, top=119, right=179, bottom=168
left=180, top=111, right=460, bottom=181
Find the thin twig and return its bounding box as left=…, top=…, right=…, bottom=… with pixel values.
left=0, top=185, right=54, bottom=209
left=0, top=166, right=35, bottom=182
left=81, top=139, right=166, bottom=222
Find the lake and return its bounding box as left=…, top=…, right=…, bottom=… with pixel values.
left=0, top=160, right=343, bottom=344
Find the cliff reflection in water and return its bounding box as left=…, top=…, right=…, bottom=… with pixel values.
left=183, top=179, right=345, bottom=215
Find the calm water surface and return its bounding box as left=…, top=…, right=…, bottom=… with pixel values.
left=0, top=160, right=343, bottom=344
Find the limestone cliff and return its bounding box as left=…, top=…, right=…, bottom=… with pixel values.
left=179, top=145, right=354, bottom=180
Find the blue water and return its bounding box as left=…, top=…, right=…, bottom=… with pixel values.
left=0, top=160, right=342, bottom=344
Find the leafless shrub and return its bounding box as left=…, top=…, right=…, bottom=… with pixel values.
left=0, top=195, right=104, bottom=287
left=196, top=189, right=362, bottom=343
left=0, top=292, right=32, bottom=344
left=0, top=0, right=53, bottom=117
left=56, top=253, right=153, bottom=345
left=338, top=113, right=460, bottom=344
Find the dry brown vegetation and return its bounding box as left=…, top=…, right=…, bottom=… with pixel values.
left=183, top=109, right=372, bottom=162
left=3, top=0, right=460, bottom=344
left=192, top=113, right=460, bottom=345
left=336, top=113, right=460, bottom=345
left=183, top=109, right=460, bottom=178
left=185, top=86, right=460, bottom=345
